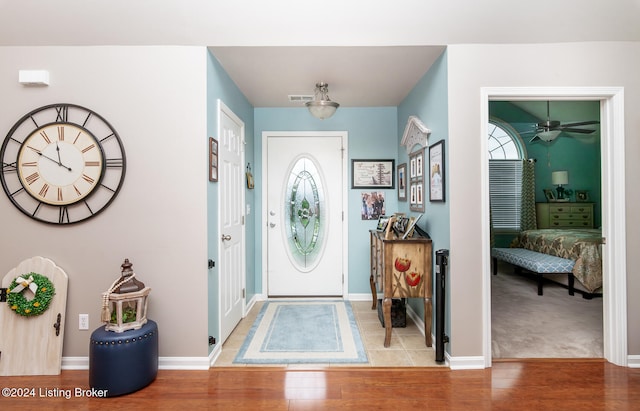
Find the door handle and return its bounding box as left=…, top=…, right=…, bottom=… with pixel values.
left=54, top=313, right=61, bottom=336
left=269, top=223, right=276, bottom=228
left=221, top=234, right=232, bottom=241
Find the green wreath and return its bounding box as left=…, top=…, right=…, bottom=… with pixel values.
left=6, top=272, right=55, bottom=317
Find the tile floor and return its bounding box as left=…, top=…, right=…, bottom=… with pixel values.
left=213, top=300, right=446, bottom=367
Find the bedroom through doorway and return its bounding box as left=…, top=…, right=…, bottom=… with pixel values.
left=488, top=99, right=603, bottom=359
left=481, top=87, right=628, bottom=367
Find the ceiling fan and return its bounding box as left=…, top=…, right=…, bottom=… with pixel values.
left=526, top=101, right=600, bottom=142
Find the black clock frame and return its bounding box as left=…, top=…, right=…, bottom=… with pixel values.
left=1, top=103, right=127, bottom=225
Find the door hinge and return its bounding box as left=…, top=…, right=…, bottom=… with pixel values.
left=342, top=274, right=344, bottom=285
left=242, top=288, right=246, bottom=298
left=242, top=215, right=245, bottom=225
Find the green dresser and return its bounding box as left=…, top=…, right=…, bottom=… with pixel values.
left=536, top=202, right=594, bottom=228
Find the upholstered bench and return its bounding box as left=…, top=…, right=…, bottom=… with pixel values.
left=491, top=248, right=575, bottom=296
left=89, top=320, right=158, bottom=397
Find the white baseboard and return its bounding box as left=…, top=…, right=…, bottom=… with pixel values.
left=628, top=355, right=640, bottom=368
left=61, top=357, right=89, bottom=370
left=347, top=293, right=373, bottom=301
left=62, top=356, right=210, bottom=371
left=447, top=355, right=487, bottom=370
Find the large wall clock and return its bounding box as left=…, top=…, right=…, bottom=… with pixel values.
left=0, top=103, right=126, bottom=225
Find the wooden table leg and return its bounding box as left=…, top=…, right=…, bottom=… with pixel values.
left=370, top=273, right=377, bottom=310
left=383, top=297, right=392, bottom=347
left=424, top=296, right=433, bottom=347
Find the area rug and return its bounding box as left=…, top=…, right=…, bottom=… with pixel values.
left=234, top=300, right=368, bottom=364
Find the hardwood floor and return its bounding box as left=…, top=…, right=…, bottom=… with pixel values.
left=2, top=360, right=639, bottom=410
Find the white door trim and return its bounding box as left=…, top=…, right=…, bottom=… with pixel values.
left=480, top=87, right=627, bottom=367
left=261, top=131, right=349, bottom=299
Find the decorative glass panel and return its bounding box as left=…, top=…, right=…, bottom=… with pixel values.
left=284, top=156, right=326, bottom=272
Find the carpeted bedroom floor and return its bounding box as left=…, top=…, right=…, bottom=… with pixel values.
left=491, top=261, right=603, bottom=358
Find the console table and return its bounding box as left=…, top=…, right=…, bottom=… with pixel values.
left=369, top=230, right=433, bottom=348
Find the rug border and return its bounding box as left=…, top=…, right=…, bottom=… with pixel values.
left=233, top=300, right=368, bottom=364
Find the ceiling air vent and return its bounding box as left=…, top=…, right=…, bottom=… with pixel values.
left=288, top=95, right=314, bottom=103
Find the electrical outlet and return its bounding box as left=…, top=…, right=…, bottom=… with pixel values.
left=79, top=314, right=89, bottom=330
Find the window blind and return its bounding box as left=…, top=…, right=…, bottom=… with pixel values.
left=489, top=160, right=522, bottom=230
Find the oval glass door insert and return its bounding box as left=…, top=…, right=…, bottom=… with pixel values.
left=283, top=156, right=327, bottom=272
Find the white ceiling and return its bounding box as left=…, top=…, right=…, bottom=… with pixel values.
left=208, top=46, right=445, bottom=107
left=1, top=1, right=638, bottom=108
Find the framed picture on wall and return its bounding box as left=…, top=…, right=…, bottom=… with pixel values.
left=351, top=159, right=395, bottom=189
left=429, top=140, right=445, bottom=202
left=209, top=137, right=218, bottom=182
left=397, top=163, right=407, bottom=201
left=409, top=148, right=425, bottom=212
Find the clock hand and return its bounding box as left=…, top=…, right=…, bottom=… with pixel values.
left=56, top=142, right=62, bottom=164
left=28, top=147, right=73, bottom=171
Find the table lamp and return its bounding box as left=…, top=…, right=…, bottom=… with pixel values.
left=551, top=170, right=569, bottom=200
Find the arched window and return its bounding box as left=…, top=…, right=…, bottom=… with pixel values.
left=489, top=120, right=526, bottom=231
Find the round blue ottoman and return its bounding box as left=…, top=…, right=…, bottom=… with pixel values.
left=89, top=320, right=158, bottom=397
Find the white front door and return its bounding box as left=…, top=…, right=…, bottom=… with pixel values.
left=218, top=101, right=245, bottom=344
left=264, top=132, right=347, bottom=296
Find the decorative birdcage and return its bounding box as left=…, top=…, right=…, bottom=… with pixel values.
left=101, top=259, right=151, bottom=333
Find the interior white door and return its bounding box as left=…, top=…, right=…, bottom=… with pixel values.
left=218, top=101, right=245, bottom=344
left=266, top=133, right=345, bottom=296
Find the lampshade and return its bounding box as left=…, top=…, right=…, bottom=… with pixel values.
left=535, top=130, right=562, bottom=142
left=306, top=82, right=339, bottom=120
left=551, top=170, right=569, bottom=185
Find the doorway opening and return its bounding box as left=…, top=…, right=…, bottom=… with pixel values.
left=480, top=87, right=627, bottom=367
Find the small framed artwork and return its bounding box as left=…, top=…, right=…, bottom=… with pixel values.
left=397, top=163, right=407, bottom=201
left=376, top=215, right=390, bottom=231
left=543, top=188, right=556, bottom=202
left=361, top=191, right=386, bottom=220
left=575, top=190, right=590, bottom=202
left=429, top=140, right=445, bottom=202
left=416, top=151, right=423, bottom=177
left=409, top=148, right=425, bottom=212
left=246, top=163, right=254, bottom=189
left=209, top=137, right=218, bottom=182
left=351, top=159, right=395, bottom=189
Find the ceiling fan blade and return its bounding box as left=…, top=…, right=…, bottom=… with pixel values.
left=560, top=127, right=596, bottom=134
left=561, top=120, right=600, bottom=127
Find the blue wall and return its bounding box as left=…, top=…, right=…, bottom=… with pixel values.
left=206, top=51, right=255, bottom=351
left=397, top=50, right=449, bottom=329
left=254, top=107, right=398, bottom=295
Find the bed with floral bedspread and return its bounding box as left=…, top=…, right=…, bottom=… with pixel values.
left=511, top=228, right=604, bottom=293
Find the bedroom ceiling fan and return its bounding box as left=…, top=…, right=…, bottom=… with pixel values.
left=526, top=101, right=600, bottom=142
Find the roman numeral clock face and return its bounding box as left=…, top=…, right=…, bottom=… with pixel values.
left=1, top=104, right=126, bottom=224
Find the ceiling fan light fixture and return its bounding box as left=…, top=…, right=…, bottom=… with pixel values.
left=534, top=129, right=562, bottom=142
left=306, top=82, right=339, bottom=120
